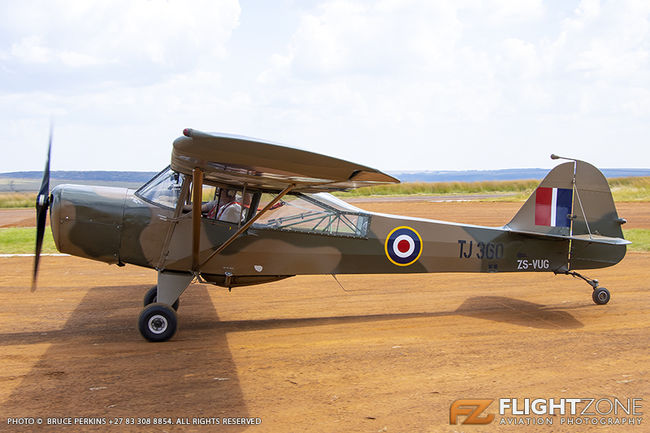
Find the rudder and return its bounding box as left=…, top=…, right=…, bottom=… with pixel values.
left=506, top=160, right=625, bottom=239
left=505, top=159, right=628, bottom=270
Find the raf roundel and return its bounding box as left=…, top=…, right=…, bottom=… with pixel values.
left=385, top=226, right=423, bottom=266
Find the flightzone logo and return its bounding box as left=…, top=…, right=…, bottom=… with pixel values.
left=384, top=226, right=423, bottom=266
left=450, top=397, right=644, bottom=427
left=449, top=399, right=494, bottom=425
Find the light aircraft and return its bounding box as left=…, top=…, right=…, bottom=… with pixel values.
left=32, top=129, right=630, bottom=341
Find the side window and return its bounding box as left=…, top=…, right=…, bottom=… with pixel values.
left=253, top=193, right=369, bottom=237
left=197, top=185, right=254, bottom=224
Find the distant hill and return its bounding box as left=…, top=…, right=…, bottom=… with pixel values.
left=388, top=168, right=650, bottom=183
left=0, top=171, right=158, bottom=192
left=0, top=170, right=158, bottom=182
left=1, top=168, right=649, bottom=192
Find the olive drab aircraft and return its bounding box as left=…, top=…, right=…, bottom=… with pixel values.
left=32, top=128, right=630, bottom=342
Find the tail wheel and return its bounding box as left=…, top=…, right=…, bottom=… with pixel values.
left=592, top=287, right=610, bottom=305
left=138, top=303, right=177, bottom=342
left=143, top=285, right=179, bottom=311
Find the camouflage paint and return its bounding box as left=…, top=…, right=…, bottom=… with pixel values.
left=47, top=160, right=628, bottom=287
left=50, top=185, right=125, bottom=264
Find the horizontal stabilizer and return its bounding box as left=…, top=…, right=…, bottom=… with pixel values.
left=505, top=228, right=631, bottom=245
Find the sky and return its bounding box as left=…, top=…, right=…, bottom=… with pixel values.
left=1, top=0, right=650, bottom=173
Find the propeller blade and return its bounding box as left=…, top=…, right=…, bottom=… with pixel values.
left=32, top=200, right=48, bottom=291
left=32, top=127, right=53, bottom=292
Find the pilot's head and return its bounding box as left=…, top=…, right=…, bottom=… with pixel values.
left=220, top=188, right=237, bottom=202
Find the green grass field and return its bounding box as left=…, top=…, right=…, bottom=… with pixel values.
left=623, top=229, right=650, bottom=252
left=0, top=226, right=647, bottom=254
left=0, top=227, right=58, bottom=254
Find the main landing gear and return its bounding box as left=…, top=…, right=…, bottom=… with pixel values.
left=138, top=271, right=193, bottom=342
left=554, top=269, right=611, bottom=305
left=139, top=303, right=177, bottom=342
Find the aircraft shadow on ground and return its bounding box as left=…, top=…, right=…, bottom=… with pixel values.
left=182, top=295, right=583, bottom=333
left=0, top=289, right=582, bottom=421
left=1, top=285, right=250, bottom=429
left=455, top=296, right=584, bottom=329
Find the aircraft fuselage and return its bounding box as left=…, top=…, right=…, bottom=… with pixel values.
left=49, top=183, right=625, bottom=288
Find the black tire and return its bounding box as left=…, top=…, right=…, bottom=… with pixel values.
left=138, top=303, right=177, bottom=342
left=143, top=286, right=179, bottom=311
left=592, top=287, right=610, bottom=305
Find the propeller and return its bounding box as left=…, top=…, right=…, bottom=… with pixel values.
left=32, top=127, right=52, bottom=292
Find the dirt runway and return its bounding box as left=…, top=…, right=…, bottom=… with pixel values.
left=0, top=201, right=648, bottom=432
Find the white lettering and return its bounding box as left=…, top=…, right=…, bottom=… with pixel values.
left=581, top=398, right=596, bottom=415
left=566, top=398, right=581, bottom=414
left=596, top=398, right=613, bottom=415
left=549, top=398, right=565, bottom=415
left=632, top=399, right=643, bottom=415
left=531, top=399, right=546, bottom=415
left=499, top=399, right=512, bottom=415
left=511, top=399, right=525, bottom=415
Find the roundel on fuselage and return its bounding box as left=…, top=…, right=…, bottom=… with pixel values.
left=384, top=226, right=423, bottom=266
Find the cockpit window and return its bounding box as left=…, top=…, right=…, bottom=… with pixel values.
left=136, top=166, right=184, bottom=209
left=253, top=192, right=369, bottom=238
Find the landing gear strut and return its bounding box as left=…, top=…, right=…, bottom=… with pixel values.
left=554, top=269, right=611, bottom=305
left=143, top=285, right=179, bottom=311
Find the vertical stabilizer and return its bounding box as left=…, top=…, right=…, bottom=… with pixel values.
left=506, top=160, right=624, bottom=239
left=505, top=159, right=627, bottom=270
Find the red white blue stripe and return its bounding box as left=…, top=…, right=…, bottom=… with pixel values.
left=535, top=187, right=573, bottom=228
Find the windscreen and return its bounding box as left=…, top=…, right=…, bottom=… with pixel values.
left=136, top=167, right=184, bottom=209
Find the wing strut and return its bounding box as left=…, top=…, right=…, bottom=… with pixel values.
left=198, top=184, right=295, bottom=269
left=191, top=167, right=204, bottom=272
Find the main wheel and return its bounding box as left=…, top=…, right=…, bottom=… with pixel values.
left=143, top=286, right=179, bottom=311
left=138, top=303, right=177, bottom=342
left=592, top=287, right=610, bottom=305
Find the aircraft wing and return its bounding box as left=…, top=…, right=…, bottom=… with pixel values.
left=171, top=129, right=399, bottom=192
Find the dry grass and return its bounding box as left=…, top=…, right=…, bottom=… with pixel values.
left=609, top=177, right=650, bottom=201
left=0, top=192, right=34, bottom=208
left=335, top=179, right=540, bottom=198
left=334, top=177, right=650, bottom=202
left=0, top=177, right=647, bottom=208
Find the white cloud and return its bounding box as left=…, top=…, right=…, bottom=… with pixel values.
left=247, top=0, right=650, bottom=170
left=10, top=36, right=51, bottom=64
left=10, top=36, right=108, bottom=67
left=1, top=0, right=649, bottom=172
left=1, top=0, right=240, bottom=74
